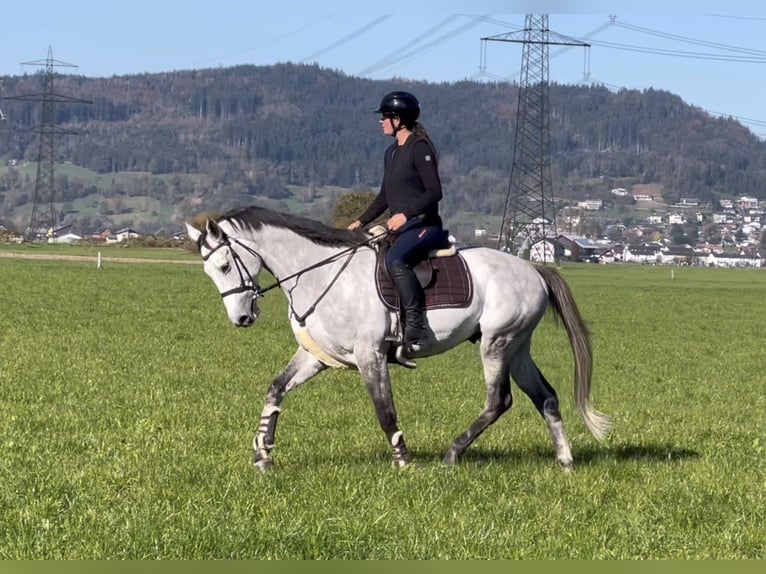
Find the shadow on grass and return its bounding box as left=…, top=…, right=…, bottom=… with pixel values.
left=577, top=443, right=699, bottom=464
left=406, top=442, right=700, bottom=467
left=263, top=441, right=699, bottom=471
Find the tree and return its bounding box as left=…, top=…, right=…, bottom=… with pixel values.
left=702, top=222, right=721, bottom=243
left=331, top=191, right=378, bottom=228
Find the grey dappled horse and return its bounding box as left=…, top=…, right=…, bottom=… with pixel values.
left=185, top=206, right=610, bottom=472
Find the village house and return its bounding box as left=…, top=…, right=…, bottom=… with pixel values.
left=623, top=244, right=662, bottom=264
left=49, top=232, right=83, bottom=244
left=557, top=234, right=600, bottom=262
left=667, top=213, right=686, bottom=225
left=577, top=199, right=603, bottom=211
left=737, top=196, right=759, bottom=210
left=705, top=252, right=762, bottom=268
left=528, top=238, right=558, bottom=263
left=113, top=228, right=141, bottom=243
left=658, top=245, right=698, bottom=266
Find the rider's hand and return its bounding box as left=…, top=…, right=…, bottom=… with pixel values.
left=347, top=220, right=362, bottom=231
left=387, top=213, right=407, bottom=231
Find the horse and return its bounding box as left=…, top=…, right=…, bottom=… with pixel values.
left=185, top=205, right=610, bottom=472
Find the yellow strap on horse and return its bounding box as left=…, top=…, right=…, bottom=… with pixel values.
left=296, top=326, right=348, bottom=369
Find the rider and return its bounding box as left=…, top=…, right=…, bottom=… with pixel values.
left=348, top=91, right=447, bottom=355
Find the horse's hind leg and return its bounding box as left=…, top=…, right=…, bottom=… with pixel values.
left=443, top=336, right=512, bottom=466
left=510, top=343, right=574, bottom=470
left=253, top=348, right=326, bottom=472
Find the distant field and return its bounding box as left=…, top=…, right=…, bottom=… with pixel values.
left=0, top=242, right=198, bottom=262
left=0, top=162, right=677, bottom=238
left=0, top=259, right=763, bottom=559
left=0, top=163, right=363, bottom=229
left=0, top=163, right=206, bottom=192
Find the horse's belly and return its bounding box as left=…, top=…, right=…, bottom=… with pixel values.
left=422, top=306, right=479, bottom=355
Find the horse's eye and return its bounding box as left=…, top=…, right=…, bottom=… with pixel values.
left=221, top=263, right=231, bottom=274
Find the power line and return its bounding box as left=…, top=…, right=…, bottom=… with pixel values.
left=364, top=14, right=495, bottom=79
left=705, top=13, right=766, bottom=21
left=185, top=16, right=334, bottom=69
left=579, top=17, right=766, bottom=131
left=300, top=15, right=392, bottom=63
left=586, top=38, right=766, bottom=62
left=480, top=16, right=611, bottom=83
left=357, top=15, right=462, bottom=77
left=612, top=20, right=766, bottom=57
left=585, top=76, right=766, bottom=132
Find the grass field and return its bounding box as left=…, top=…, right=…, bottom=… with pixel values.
left=0, top=242, right=198, bottom=262
left=0, top=257, right=763, bottom=559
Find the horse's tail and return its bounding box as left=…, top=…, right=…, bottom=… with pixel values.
left=534, top=264, right=611, bottom=441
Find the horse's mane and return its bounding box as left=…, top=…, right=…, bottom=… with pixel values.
left=219, top=205, right=369, bottom=247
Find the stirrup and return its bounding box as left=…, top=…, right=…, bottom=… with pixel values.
left=394, top=345, right=418, bottom=369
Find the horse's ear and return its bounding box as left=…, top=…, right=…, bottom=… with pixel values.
left=206, top=218, right=223, bottom=241
left=185, top=222, right=202, bottom=243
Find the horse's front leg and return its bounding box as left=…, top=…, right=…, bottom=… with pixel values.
left=253, top=348, right=326, bottom=473
left=356, top=347, right=411, bottom=468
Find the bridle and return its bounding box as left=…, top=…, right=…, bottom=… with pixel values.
left=199, top=226, right=389, bottom=325
left=200, top=233, right=263, bottom=299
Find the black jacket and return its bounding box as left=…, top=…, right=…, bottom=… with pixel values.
left=358, top=134, right=443, bottom=228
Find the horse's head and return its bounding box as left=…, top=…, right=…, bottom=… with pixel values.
left=185, top=218, right=263, bottom=327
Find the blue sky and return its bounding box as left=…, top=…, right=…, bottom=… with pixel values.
left=3, top=1, right=766, bottom=136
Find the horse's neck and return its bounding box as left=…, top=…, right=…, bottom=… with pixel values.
left=240, top=226, right=344, bottom=282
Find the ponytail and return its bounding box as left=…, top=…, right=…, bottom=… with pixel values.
left=412, top=123, right=439, bottom=167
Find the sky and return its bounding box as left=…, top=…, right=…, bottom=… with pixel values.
left=3, top=1, right=766, bottom=137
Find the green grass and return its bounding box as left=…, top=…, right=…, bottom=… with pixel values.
left=0, top=259, right=763, bottom=558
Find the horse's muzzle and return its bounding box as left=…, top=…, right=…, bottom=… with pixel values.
left=235, top=299, right=260, bottom=327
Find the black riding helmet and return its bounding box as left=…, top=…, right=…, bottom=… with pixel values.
left=374, top=91, right=420, bottom=129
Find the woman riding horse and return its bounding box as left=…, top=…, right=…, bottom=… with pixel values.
left=347, top=91, right=448, bottom=357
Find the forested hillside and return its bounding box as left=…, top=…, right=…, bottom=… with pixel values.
left=1, top=62, right=765, bottom=235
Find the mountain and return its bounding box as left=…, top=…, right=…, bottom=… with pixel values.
left=1, top=62, right=765, bottom=237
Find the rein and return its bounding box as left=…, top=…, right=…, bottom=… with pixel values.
left=202, top=226, right=390, bottom=324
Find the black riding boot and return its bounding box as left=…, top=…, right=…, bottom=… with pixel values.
left=389, top=261, right=427, bottom=352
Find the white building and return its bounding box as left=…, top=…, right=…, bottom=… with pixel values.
left=110, top=228, right=141, bottom=243
left=49, top=232, right=83, bottom=244
left=529, top=238, right=557, bottom=263
left=667, top=213, right=686, bottom=225
left=577, top=199, right=603, bottom=211
left=738, top=196, right=759, bottom=210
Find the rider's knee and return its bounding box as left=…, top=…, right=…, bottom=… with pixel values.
left=386, top=258, right=409, bottom=275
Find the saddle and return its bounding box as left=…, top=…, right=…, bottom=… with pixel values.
left=367, top=226, right=473, bottom=312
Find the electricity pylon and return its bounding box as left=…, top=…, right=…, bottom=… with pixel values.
left=482, top=15, right=589, bottom=261
left=2, top=47, right=91, bottom=240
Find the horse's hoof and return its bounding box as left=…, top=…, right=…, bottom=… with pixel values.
left=443, top=450, right=460, bottom=466
left=254, top=458, right=273, bottom=474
